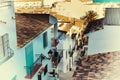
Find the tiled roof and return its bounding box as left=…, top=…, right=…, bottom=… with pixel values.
left=16, top=14, right=51, bottom=48
left=84, top=18, right=104, bottom=34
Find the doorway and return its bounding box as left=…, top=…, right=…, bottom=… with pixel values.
left=25, top=43, right=34, bottom=74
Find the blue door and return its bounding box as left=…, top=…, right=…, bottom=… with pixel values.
left=25, top=43, right=34, bottom=74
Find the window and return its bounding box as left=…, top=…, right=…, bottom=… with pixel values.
left=43, top=32, right=48, bottom=48
left=0, top=33, right=9, bottom=59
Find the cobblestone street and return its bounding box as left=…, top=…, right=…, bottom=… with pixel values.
left=73, top=51, right=120, bottom=80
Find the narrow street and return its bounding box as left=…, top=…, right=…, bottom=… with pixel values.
left=58, top=50, right=79, bottom=80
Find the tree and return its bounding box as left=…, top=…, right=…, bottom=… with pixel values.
left=81, top=10, right=98, bottom=25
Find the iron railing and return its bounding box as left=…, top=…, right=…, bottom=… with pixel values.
left=24, top=54, right=41, bottom=73
left=24, top=54, right=42, bottom=79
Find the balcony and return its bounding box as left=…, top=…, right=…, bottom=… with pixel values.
left=0, top=48, right=14, bottom=65
left=0, top=1, right=12, bottom=8
left=24, top=54, right=42, bottom=79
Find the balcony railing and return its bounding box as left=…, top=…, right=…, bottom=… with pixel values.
left=0, top=47, right=14, bottom=65
left=0, top=1, right=12, bottom=8
left=24, top=54, right=42, bottom=79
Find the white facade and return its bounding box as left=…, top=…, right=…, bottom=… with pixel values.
left=0, top=1, right=58, bottom=80
left=0, top=1, right=18, bottom=80
left=16, top=27, right=53, bottom=80
left=88, top=25, right=120, bottom=55
left=88, top=8, right=120, bottom=55
left=56, top=33, right=76, bottom=73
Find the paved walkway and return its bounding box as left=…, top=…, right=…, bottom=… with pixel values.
left=73, top=51, right=120, bottom=80
left=59, top=70, right=74, bottom=80
left=58, top=51, right=79, bottom=80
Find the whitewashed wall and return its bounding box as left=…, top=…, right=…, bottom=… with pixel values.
left=16, top=27, right=52, bottom=80
left=88, top=8, right=120, bottom=55
left=88, top=25, right=120, bottom=55
left=0, top=1, right=18, bottom=80
left=0, top=2, right=54, bottom=79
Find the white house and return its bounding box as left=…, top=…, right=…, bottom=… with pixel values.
left=0, top=0, right=59, bottom=80
left=87, top=8, right=120, bottom=55
left=15, top=14, right=58, bottom=80
left=0, top=1, right=18, bottom=80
